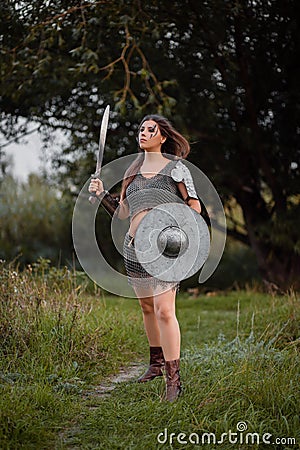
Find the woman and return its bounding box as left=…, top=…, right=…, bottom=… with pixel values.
left=89, top=115, right=201, bottom=402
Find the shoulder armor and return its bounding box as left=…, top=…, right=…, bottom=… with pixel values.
left=171, top=161, right=198, bottom=199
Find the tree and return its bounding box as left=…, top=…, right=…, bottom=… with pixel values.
left=0, top=174, right=73, bottom=264
left=0, top=0, right=299, bottom=288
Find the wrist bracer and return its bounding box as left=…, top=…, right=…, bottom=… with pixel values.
left=100, top=190, right=119, bottom=217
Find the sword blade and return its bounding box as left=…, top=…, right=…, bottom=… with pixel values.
left=95, top=104, right=110, bottom=175
left=89, top=105, right=110, bottom=204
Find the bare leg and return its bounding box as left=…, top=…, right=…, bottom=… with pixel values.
left=134, top=289, right=161, bottom=346
left=153, top=288, right=180, bottom=361
left=135, top=288, right=164, bottom=383
left=153, top=288, right=181, bottom=401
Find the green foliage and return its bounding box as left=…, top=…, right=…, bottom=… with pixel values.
left=0, top=260, right=299, bottom=449
left=65, top=291, right=300, bottom=449
left=0, top=174, right=73, bottom=264
left=0, top=259, right=144, bottom=372
left=183, top=237, right=260, bottom=291
left=0, top=383, right=76, bottom=450
left=77, top=340, right=299, bottom=449
left=0, top=260, right=144, bottom=448
left=0, top=0, right=299, bottom=286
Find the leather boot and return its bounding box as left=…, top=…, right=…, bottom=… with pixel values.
left=165, top=359, right=182, bottom=402
left=138, top=346, right=165, bottom=383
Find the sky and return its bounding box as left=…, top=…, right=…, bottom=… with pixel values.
left=4, top=130, right=58, bottom=181
left=4, top=132, right=43, bottom=180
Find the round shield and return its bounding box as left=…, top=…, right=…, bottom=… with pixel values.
left=134, top=203, right=210, bottom=282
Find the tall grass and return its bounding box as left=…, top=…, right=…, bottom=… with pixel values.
left=69, top=293, right=299, bottom=450
left=0, top=259, right=299, bottom=449
left=0, top=259, right=144, bottom=449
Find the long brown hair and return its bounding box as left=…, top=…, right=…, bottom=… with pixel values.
left=120, top=115, right=190, bottom=200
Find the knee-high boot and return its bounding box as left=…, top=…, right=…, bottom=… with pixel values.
left=165, top=359, right=182, bottom=402
left=138, top=346, right=165, bottom=383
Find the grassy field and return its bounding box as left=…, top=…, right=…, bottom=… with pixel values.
left=0, top=260, right=299, bottom=449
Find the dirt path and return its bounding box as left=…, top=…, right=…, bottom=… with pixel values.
left=59, top=363, right=145, bottom=448
left=83, top=362, right=144, bottom=401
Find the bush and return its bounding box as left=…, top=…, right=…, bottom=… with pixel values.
left=0, top=174, right=73, bottom=264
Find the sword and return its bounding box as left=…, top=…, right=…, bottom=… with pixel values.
left=89, top=104, right=110, bottom=204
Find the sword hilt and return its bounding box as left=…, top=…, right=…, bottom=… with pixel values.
left=88, top=193, right=98, bottom=204
left=88, top=172, right=103, bottom=204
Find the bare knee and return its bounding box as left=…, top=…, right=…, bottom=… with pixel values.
left=139, top=298, right=154, bottom=315
left=155, top=305, right=175, bottom=323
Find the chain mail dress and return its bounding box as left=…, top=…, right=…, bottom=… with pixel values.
left=123, top=158, right=198, bottom=294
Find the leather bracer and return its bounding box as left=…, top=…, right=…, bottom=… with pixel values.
left=100, top=190, right=119, bottom=217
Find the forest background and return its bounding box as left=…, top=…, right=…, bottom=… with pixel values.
left=0, top=0, right=299, bottom=291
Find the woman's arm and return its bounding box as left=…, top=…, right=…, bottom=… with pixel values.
left=88, top=178, right=129, bottom=219
left=177, top=182, right=201, bottom=214
left=117, top=198, right=130, bottom=219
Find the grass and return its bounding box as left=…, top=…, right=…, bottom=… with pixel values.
left=0, top=259, right=299, bottom=449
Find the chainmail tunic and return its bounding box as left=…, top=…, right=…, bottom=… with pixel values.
left=123, top=158, right=198, bottom=294
left=126, top=159, right=182, bottom=219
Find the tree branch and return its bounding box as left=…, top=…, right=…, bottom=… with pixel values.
left=0, top=125, right=42, bottom=149
left=226, top=227, right=250, bottom=246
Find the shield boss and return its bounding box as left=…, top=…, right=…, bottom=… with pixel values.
left=134, top=203, right=210, bottom=282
